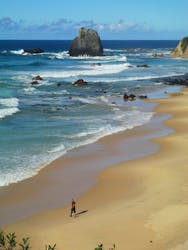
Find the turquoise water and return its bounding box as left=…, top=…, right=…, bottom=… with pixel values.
left=0, top=40, right=186, bottom=186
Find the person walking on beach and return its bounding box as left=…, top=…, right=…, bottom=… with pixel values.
left=70, top=199, right=76, bottom=217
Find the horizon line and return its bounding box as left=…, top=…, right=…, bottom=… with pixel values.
left=0, top=39, right=179, bottom=41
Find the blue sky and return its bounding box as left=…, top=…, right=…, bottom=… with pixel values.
left=0, top=0, right=187, bottom=39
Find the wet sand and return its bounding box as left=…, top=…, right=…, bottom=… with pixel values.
left=2, top=89, right=188, bottom=250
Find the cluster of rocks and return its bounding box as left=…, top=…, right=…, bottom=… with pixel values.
left=29, top=77, right=88, bottom=87
left=160, top=75, right=188, bottom=86
left=127, top=64, right=150, bottom=68
left=123, top=93, right=148, bottom=102
left=30, top=75, right=43, bottom=85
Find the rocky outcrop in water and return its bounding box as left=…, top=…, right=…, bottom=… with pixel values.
left=161, top=75, right=188, bottom=86
left=73, top=79, right=88, bottom=86
left=123, top=93, right=136, bottom=101
left=23, top=48, right=44, bottom=54
left=123, top=93, right=148, bottom=102
left=149, top=74, right=188, bottom=87
left=32, top=75, right=43, bottom=80
left=151, top=53, right=164, bottom=58
left=69, top=27, right=103, bottom=56
left=136, top=64, right=150, bottom=68
left=171, top=37, right=188, bottom=57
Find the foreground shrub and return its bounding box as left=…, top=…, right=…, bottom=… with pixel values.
left=0, top=231, right=56, bottom=250
left=94, top=243, right=116, bottom=250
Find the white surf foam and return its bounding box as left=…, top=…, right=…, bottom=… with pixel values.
left=0, top=152, right=66, bottom=187
left=91, top=73, right=184, bottom=83
left=47, top=51, right=69, bottom=60
left=0, top=97, right=20, bottom=119
left=12, top=74, right=31, bottom=82
left=39, top=63, right=130, bottom=78
left=72, top=95, right=113, bottom=105
left=98, top=96, right=109, bottom=104
left=72, top=97, right=98, bottom=104
left=104, top=48, right=126, bottom=53
left=47, top=144, right=66, bottom=153
left=0, top=107, right=154, bottom=187
left=22, top=87, right=36, bottom=94
left=0, top=97, right=19, bottom=107
left=65, top=110, right=154, bottom=147
left=0, top=107, right=19, bottom=119
left=10, top=49, right=24, bottom=55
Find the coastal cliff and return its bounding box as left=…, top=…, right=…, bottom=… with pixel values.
left=171, top=36, right=188, bottom=57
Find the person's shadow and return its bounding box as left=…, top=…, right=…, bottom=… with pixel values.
left=75, top=210, right=88, bottom=217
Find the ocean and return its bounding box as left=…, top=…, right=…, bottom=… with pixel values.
left=0, top=40, right=186, bottom=187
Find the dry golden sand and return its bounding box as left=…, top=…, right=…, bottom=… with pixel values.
left=4, top=88, right=188, bottom=250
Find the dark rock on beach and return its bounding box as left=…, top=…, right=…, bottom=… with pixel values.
left=23, top=48, right=44, bottom=54
left=32, top=75, right=43, bottom=81
left=73, top=79, right=88, bottom=86
left=69, top=27, right=103, bottom=56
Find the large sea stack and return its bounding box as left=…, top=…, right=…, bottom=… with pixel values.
left=69, top=27, right=103, bottom=56
left=171, top=37, right=188, bottom=57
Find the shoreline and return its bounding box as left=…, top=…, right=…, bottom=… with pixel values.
left=3, top=88, right=188, bottom=249
left=0, top=98, right=171, bottom=226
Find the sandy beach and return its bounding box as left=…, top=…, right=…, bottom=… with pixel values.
left=2, top=88, right=188, bottom=250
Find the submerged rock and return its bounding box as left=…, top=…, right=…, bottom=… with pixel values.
left=136, top=64, right=150, bottom=68
left=150, top=74, right=188, bottom=87
left=171, top=37, right=188, bottom=57
left=30, top=81, right=40, bottom=85
left=91, top=63, right=102, bottom=66
left=23, top=48, right=44, bottom=54
left=69, top=27, right=103, bottom=56
left=138, top=95, right=148, bottom=99
left=151, top=53, right=164, bottom=58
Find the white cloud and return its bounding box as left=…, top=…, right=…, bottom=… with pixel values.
left=0, top=17, right=151, bottom=34
left=1, top=17, right=176, bottom=39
